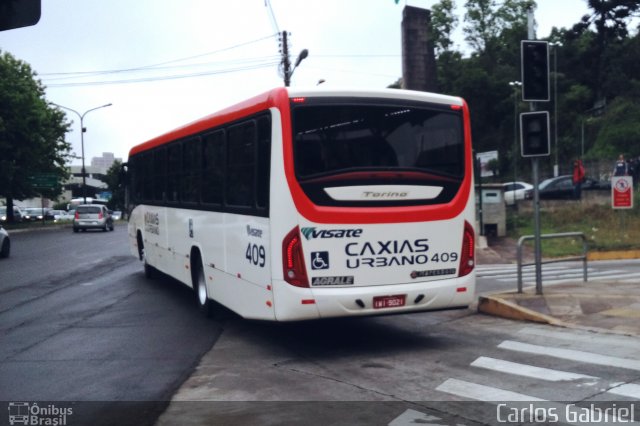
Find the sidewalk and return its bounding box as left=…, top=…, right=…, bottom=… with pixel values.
left=477, top=237, right=640, bottom=337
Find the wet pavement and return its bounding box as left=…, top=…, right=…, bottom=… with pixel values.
left=477, top=236, right=640, bottom=337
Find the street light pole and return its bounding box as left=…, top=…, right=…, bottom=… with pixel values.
left=280, top=30, right=308, bottom=87
left=52, top=102, right=113, bottom=204
left=550, top=41, right=563, bottom=176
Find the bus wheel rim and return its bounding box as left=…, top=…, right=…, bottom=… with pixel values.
left=198, top=274, right=207, bottom=305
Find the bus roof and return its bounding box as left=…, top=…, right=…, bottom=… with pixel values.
left=128, top=87, right=465, bottom=158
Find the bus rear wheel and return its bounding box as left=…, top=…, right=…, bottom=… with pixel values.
left=193, top=258, right=213, bottom=317
left=137, top=233, right=157, bottom=279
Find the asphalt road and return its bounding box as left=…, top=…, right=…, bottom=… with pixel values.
left=0, top=225, right=222, bottom=426
left=2, top=226, right=639, bottom=426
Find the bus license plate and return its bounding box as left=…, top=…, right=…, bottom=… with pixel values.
left=373, top=295, right=406, bottom=309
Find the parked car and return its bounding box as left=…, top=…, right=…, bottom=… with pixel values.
left=23, top=207, right=52, bottom=221
left=50, top=210, right=73, bottom=223
left=502, top=181, right=533, bottom=205
left=0, top=225, right=9, bottom=258
left=111, top=210, right=123, bottom=221
left=539, top=175, right=610, bottom=200
left=73, top=205, right=114, bottom=232
left=0, top=206, right=23, bottom=222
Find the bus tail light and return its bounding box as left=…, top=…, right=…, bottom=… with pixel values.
left=458, top=220, right=475, bottom=277
left=282, top=226, right=309, bottom=287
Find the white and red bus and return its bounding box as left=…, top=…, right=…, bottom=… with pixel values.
left=127, top=87, right=475, bottom=321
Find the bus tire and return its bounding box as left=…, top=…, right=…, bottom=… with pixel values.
left=137, top=232, right=156, bottom=279
left=193, top=256, right=213, bottom=317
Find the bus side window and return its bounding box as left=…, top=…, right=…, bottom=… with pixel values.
left=256, top=115, right=271, bottom=210
left=226, top=121, right=256, bottom=208
left=167, top=143, right=181, bottom=204
left=153, top=148, right=167, bottom=202
left=202, top=130, right=225, bottom=206
left=182, top=138, right=200, bottom=204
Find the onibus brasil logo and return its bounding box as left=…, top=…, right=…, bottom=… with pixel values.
left=8, top=402, right=73, bottom=426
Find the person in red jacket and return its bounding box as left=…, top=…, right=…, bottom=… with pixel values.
left=572, top=159, right=586, bottom=199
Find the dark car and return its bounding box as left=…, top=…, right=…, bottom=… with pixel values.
left=73, top=205, right=114, bottom=232
left=23, top=207, right=53, bottom=221
left=539, top=175, right=610, bottom=200
left=0, top=206, right=23, bottom=222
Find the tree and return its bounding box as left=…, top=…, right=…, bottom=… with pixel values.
left=463, top=0, right=535, bottom=55
left=103, top=160, right=126, bottom=212
left=589, top=96, right=640, bottom=159
left=570, top=0, right=640, bottom=98
left=0, top=51, right=70, bottom=222
left=431, top=0, right=458, bottom=54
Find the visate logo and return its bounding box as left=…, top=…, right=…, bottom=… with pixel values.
left=301, top=227, right=363, bottom=240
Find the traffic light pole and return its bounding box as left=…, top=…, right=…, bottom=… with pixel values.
left=527, top=9, right=543, bottom=295
left=532, top=156, right=543, bottom=294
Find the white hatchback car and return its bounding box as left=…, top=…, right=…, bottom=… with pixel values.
left=73, top=205, right=114, bottom=232
left=502, top=181, right=533, bottom=205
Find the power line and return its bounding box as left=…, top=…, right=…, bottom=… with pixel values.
left=44, top=61, right=280, bottom=87
left=264, top=0, right=280, bottom=34
left=39, top=34, right=278, bottom=78
left=42, top=55, right=281, bottom=83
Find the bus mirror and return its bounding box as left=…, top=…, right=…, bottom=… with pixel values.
left=0, top=0, right=41, bottom=31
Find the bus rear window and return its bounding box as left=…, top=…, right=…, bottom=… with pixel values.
left=291, top=100, right=465, bottom=207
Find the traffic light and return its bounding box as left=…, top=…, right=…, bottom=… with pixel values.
left=0, top=0, right=41, bottom=31
left=521, top=40, right=549, bottom=102
left=520, top=111, right=550, bottom=157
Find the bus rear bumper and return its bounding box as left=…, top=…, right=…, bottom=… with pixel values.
left=272, top=273, right=475, bottom=321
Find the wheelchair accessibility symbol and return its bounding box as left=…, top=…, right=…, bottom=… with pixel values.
left=311, top=252, right=329, bottom=270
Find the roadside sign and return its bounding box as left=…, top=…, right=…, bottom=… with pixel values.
left=28, top=173, right=57, bottom=189
left=612, top=176, right=633, bottom=209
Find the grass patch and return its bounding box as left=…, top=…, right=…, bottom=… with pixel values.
left=508, top=201, right=640, bottom=257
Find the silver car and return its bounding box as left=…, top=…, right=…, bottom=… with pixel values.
left=0, top=225, right=9, bottom=258
left=73, top=205, right=114, bottom=232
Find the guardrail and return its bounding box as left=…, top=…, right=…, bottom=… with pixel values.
left=517, top=232, right=588, bottom=293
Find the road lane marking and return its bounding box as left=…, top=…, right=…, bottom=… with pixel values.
left=519, top=326, right=640, bottom=351
left=471, top=356, right=598, bottom=382
left=608, top=383, right=640, bottom=399
left=436, top=378, right=545, bottom=402
left=388, top=409, right=444, bottom=426
left=499, top=340, right=640, bottom=371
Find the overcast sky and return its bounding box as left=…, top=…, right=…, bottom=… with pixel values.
left=0, top=0, right=594, bottom=165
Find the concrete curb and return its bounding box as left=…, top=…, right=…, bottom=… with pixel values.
left=588, top=250, right=640, bottom=261
left=477, top=295, right=565, bottom=325
left=478, top=293, right=640, bottom=337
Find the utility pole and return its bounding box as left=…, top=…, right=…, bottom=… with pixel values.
left=281, top=31, right=291, bottom=87
left=280, top=30, right=308, bottom=87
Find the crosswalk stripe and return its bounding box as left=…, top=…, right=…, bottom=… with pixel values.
left=608, top=383, right=640, bottom=399
left=540, top=273, right=640, bottom=285
left=519, top=326, right=640, bottom=351
left=482, top=269, right=625, bottom=280
left=499, top=340, right=640, bottom=371
left=478, top=266, right=640, bottom=284
left=435, top=378, right=545, bottom=401
left=388, top=409, right=443, bottom=426
left=471, top=356, right=598, bottom=382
